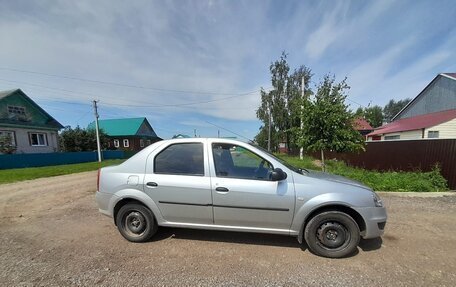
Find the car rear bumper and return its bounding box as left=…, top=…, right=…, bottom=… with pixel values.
left=354, top=206, right=387, bottom=239
left=95, top=191, right=114, bottom=217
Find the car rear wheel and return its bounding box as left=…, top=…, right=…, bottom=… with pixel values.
left=304, top=211, right=360, bottom=258
left=116, top=203, right=157, bottom=242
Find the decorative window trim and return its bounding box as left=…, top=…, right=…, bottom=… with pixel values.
left=123, top=139, right=129, bottom=148
left=140, top=139, right=145, bottom=147
left=113, top=139, right=120, bottom=148
left=0, top=130, right=16, bottom=146
left=7, top=105, right=26, bottom=116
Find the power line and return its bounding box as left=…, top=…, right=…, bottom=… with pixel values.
left=0, top=67, right=264, bottom=96
left=0, top=77, right=267, bottom=108
left=205, top=121, right=252, bottom=142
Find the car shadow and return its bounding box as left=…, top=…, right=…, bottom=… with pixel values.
left=151, top=227, right=304, bottom=249
left=151, top=227, right=384, bottom=256
left=359, top=237, right=383, bottom=251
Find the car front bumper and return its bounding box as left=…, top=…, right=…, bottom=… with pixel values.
left=354, top=206, right=387, bottom=239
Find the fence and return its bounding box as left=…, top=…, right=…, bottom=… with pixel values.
left=309, top=139, right=456, bottom=190
left=0, top=150, right=125, bottom=169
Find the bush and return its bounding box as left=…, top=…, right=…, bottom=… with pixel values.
left=276, top=154, right=448, bottom=192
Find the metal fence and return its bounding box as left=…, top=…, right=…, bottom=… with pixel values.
left=0, top=150, right=125, bottom=169
left=310, top=139, right=456, bottom=190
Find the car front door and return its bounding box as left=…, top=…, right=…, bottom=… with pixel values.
left=209, top=142, right=295, bottom=230
left=143, top=141, right=213, bottom=224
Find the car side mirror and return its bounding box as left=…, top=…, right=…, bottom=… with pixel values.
left=271, top=168, right=287, bottom=181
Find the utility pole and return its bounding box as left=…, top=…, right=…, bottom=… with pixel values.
left=267, top=103, right=271, bottom=152
left=93, top=100, right=102, bottom=162
left=217, top=130, right=220, bottom=138
left=299, top=76, right=305, bottom=160
left=194, top=129, right=197, bottom=138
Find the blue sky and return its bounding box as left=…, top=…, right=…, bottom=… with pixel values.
left=0, top=0, right=455, bottom=140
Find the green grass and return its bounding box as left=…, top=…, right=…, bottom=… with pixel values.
left=0, top=159, right=124, bottom=184
left=277, top=154, right=448, bottom=192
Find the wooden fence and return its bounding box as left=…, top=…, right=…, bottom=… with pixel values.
left=309, top=139, right=456, bottom=190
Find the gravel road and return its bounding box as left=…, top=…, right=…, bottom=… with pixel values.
left=1, top=171, right=455, bottom=286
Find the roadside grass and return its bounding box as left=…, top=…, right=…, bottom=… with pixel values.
left=0, top=159, right=124, bottom=184
left=277, top=154, right=448, bottom=192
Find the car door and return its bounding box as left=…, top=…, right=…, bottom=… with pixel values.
left=143, top=141, right=213, bottom=224
left=209, top=142, right=295, bottom=230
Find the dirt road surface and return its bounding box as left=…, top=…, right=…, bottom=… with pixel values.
left=1, top=171, right=455, bottom=286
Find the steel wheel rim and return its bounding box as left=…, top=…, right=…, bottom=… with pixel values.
left=316, top=221, right=350, bottom=250
left=123, top=211, right=147, bottom=237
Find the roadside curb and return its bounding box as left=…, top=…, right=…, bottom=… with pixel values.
left=378, top=191, right=456, bottom=197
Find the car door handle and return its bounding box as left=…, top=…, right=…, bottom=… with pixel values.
left=215, top=187, right=229, bottom=192
left=146, top=182, right=158, bottom=187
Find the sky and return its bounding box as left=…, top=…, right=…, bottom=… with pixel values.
left=0, top=0, right=455, bottom=140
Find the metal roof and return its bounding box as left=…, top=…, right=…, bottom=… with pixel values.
left=367, top=109, right=456, bottom=136
left=88, top=117, right=158, bottom=137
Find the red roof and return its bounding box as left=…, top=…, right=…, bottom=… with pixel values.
left=353, top=117, right=373, bottom=130
left=443, top=73, right=456, bottom=79
left=368, top=109, right=456, bottom=137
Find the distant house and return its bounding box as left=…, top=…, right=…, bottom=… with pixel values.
left=88, top=117, right=161, bottom=151
left=367, top=73, right=456, bottom=141
left=367, top=109, right=456, bottom=141
left=393, top=73, right=456, bottom=120
left=0, top=89, right=63, bottom=154
left=353, top=118, right=373, bottom=140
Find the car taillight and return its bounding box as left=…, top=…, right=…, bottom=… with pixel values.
left=97, top=168, right=101, bottom=192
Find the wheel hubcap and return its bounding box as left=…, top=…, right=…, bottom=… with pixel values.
left=125, top=211, right=146, bottom=235
left=317, top=222, right=348, bottom=249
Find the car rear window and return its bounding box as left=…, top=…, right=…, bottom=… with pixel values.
left=154, top=143, right=204, bottom=176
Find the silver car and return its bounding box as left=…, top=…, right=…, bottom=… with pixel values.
left=96, top=138, right=386, bottom=258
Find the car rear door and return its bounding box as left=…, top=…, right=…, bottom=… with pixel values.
left=209, top=141, right=295, bottom=230
left=143, top=140, right=213, bottom=224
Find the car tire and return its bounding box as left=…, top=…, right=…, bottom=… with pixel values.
left=116, top=203, right=157, bottom=242
left=304, top=211, right=360, bottom=258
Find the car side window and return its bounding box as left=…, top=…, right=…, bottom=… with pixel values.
left=212, top=143, right=273, bottom=180
left=154, top=143, right=204, bottom=176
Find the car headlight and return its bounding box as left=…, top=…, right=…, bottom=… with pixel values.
left=372, top=192, right=383, bottom=207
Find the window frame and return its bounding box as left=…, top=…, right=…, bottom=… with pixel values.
left=7, top=105, right=26, bottom=116
left=153, top=142, right=205, bottom=176
left=211, top=142, right=274, bottom=181
left=113, top=139, right=120, bottom=148
left=29, top=132, right=48, bottom=146
left=384, top=135, right=400, bottom=140
left=140, top=139, right=145, bottom=148
left=0, top=130, right=16, bottom=146
left=428, top=131, right=439, bottom=139
left=123, top=139, right=129, bottom=148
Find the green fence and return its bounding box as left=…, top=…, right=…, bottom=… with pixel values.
left=0, top=150, right=125, bottom=169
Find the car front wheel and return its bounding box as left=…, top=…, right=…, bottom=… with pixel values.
left=116, top=203, right=157, bottom=242
left=304, top=211, right=360, bottom=258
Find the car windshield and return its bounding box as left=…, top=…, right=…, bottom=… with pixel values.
left=248, top=143, right=308, bottom=174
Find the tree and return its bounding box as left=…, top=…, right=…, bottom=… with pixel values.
left=59, top=126, right=109, bottom=152
left=295, top=75, right=365, bottom=171
left=383, top=98, right=411, bottom=123
left=256, top=52, right=312, bottom=152
left=0, top=134, right=16, bottom=154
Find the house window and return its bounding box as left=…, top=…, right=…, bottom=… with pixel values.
left=384, top=135, right=400, bottom=140
left=8, top=105, right=26, bottom=116
left=123, top=139, right=129, bottom=148
left=147, top=140, right=151, bottom=146
left=113, top=139, right=120, bottom=148
left=0, top=130, right=16, bottom=146
left=428, top=131, right=439, bottom=138
left=29, top=133, right=47, bottom=146
left=140, top=139, right=145, bottom=147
